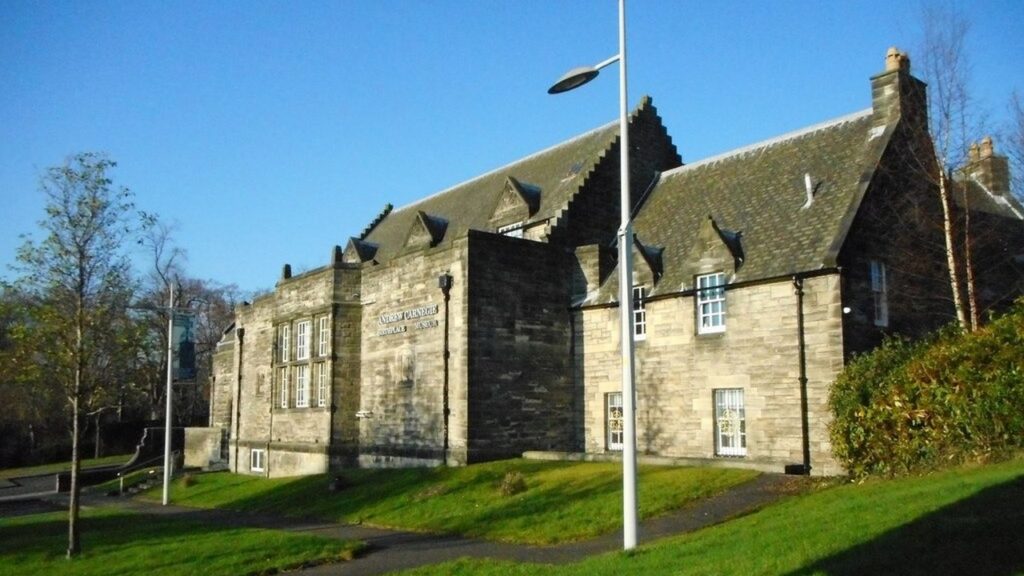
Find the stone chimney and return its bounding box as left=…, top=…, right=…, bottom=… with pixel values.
left=870, top=47, right=928, bottom=132
left=962, top=136, right=1011, bottom=196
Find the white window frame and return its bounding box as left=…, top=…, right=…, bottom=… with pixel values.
left=295, top=364, right=309, bottom=408
left=606, top=392, right=624, bottom=451
left=315, top=362, right=328, bottom=407
left=714, top=388, right=747, bottom=457
left=697, top=272, right=727, bottom=334
left=632, top=286, right=647, bottom=340
left=497, top=222, right=524, bottom=238
left=250, top=448, right=265, bottom=472
left=278, top=367, right=289, bottom=409
left=317, top=316, right=330, bottom=357
left=296, top=320, right=310, bottom=360
left=279, top=324, right=290, bottom=362
left=870, top=260, right=889, bottom=327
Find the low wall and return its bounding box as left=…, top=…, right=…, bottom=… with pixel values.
left=184, top=427, right=226, bottom=470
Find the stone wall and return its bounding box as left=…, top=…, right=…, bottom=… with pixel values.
left=184, top=427, right=225, bottom=469
left=227, top=263, right=361, bottom=477
left=578, top=273, right=846, bottom=476
left=465, top=230, right=577, bottom=461
left=548, top=100, right=681, bottom=250
left=838, top=118, right=953, bottom=356
left=210, top=337, right=235, bottom=431
left=358, top=238, right=469, bottom=466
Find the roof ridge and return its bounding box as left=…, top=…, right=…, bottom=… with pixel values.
left=967, top=174, right=1024, bottom=220
left=387, top=119, right=619, bottom=216
left=663, top=108, right=873, bottom=178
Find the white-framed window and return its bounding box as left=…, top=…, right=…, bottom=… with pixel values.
left=250, top=448, right=265, bottom=472
left=714, top=388, right=746, bottom=457
left=870, top=260, right=888, bottom=327
left=295, top=364, right=309, bottom=408
left=633, top=286, right=647, bottom=340
left=296, top=320, right=310, bottom=360
left=697, top=272, right=727, bottom=334
left=606, top=392, right=624, bottom=451
left=315, top=362, right=328, bottom=407
left=317, top=316, right=330, bottom=357
left=277, top=367, right=289, bottom=409
left=279, top=324, right=290, bottom=362
left=497, top=222, right=524, bottom=238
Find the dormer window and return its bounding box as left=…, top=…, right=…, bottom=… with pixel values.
left=697, top=273, right=726, bottom=334
left=633, top=286, right=647, bottom=340
left=498, top=222, right=525, bottom=238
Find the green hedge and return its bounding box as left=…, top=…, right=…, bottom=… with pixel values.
left=830, top=302, right=1024, bottom=478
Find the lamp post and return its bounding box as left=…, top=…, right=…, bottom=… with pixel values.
left=548, top=0, right=638, bottom=550
left=162, top=281, right=174, bottom=506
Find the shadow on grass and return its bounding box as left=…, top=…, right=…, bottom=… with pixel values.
left=787, top=476, right=1024, bottom=576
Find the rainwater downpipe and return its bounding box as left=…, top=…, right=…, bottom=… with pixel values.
left=439, top=273, right=453, bottom=466
left=793, top=276, right=812, bottom=475
left=233, top=328, right=245, bottom=473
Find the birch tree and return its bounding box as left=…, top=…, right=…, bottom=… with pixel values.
left=918, top=6, right=982, bottom=331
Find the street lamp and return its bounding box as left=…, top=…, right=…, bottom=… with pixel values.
left=548, top=0, right=638, bottom=551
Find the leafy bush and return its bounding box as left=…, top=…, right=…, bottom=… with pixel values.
left=830, top=302, right=1024, bottom=478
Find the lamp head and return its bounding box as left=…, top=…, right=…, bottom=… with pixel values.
left=548, top=66, right=600, bottom=94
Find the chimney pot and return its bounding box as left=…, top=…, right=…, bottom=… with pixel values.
left=969, top=142, right=981, bottom=163
left=885, top=47, right=910, bottom=72
left=981, top=136, right=994, bottom=158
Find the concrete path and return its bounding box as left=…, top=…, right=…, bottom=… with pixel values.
left=5, top=473, right=807, bottom=575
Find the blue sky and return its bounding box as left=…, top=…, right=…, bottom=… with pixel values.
left=2, top=1, right=1022, bottom=294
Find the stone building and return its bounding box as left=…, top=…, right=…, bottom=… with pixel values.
left=209, top=49, right=1023, bottom=477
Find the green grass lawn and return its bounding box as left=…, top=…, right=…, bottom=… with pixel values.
left=154, top=460, right=758, bottom=545
left=0, top=508, right=363, bottom=576
left=0, top=454, right=133, bottom=480
left=396, top=458, right=1024, bottom=575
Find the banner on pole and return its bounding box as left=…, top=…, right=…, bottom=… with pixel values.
left=173, top=312, right=197, bottom=381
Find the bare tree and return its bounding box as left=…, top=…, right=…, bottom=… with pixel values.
left=15, top=153, right=146, bottom=558
left=1007, top=91, right=1024, bottom=199
left=137, top=223, right=241, bottom=424
left=917, top=6, right=983, bottom=331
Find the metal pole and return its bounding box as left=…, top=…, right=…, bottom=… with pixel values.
left=617, top=0, right=638, bottom=551
left=162, top=282, right=174, bottom=506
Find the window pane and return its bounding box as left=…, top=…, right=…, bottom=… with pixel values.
left=714, top=388, right=746, bottom=456
left=632, top=286, right=646, bottom=339
left=697, top=273, right=726, bottom=334
left=318, top=317, right=330, bottom=357
left=607, top=392, right=624, bottom=451
left=296, top=321, right=310, bottom=360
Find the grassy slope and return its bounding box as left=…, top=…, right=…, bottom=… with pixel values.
left=159, top=460, right=757, bottom=545
left=0, top=508, right=362, bottom=576
left=399, top=458, right=1024, bottom=575
left=0, top=454, right=133, bottom=480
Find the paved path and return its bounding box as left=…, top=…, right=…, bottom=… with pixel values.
left=7, top=473, right=807, bottom=575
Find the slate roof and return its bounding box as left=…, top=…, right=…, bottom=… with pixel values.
left=362, top=116, right=624, bottom=262
left=595, top=108, right=885, bottom=301
left=954, top=178, right=1024, bottom=220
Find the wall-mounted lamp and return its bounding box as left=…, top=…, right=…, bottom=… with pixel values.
left=438, top=273, right=453, bottom=292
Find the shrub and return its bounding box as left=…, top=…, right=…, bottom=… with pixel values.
left=830, top=302, right=1024, bottom=478
left=498, top=471, right=527, bottom=496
